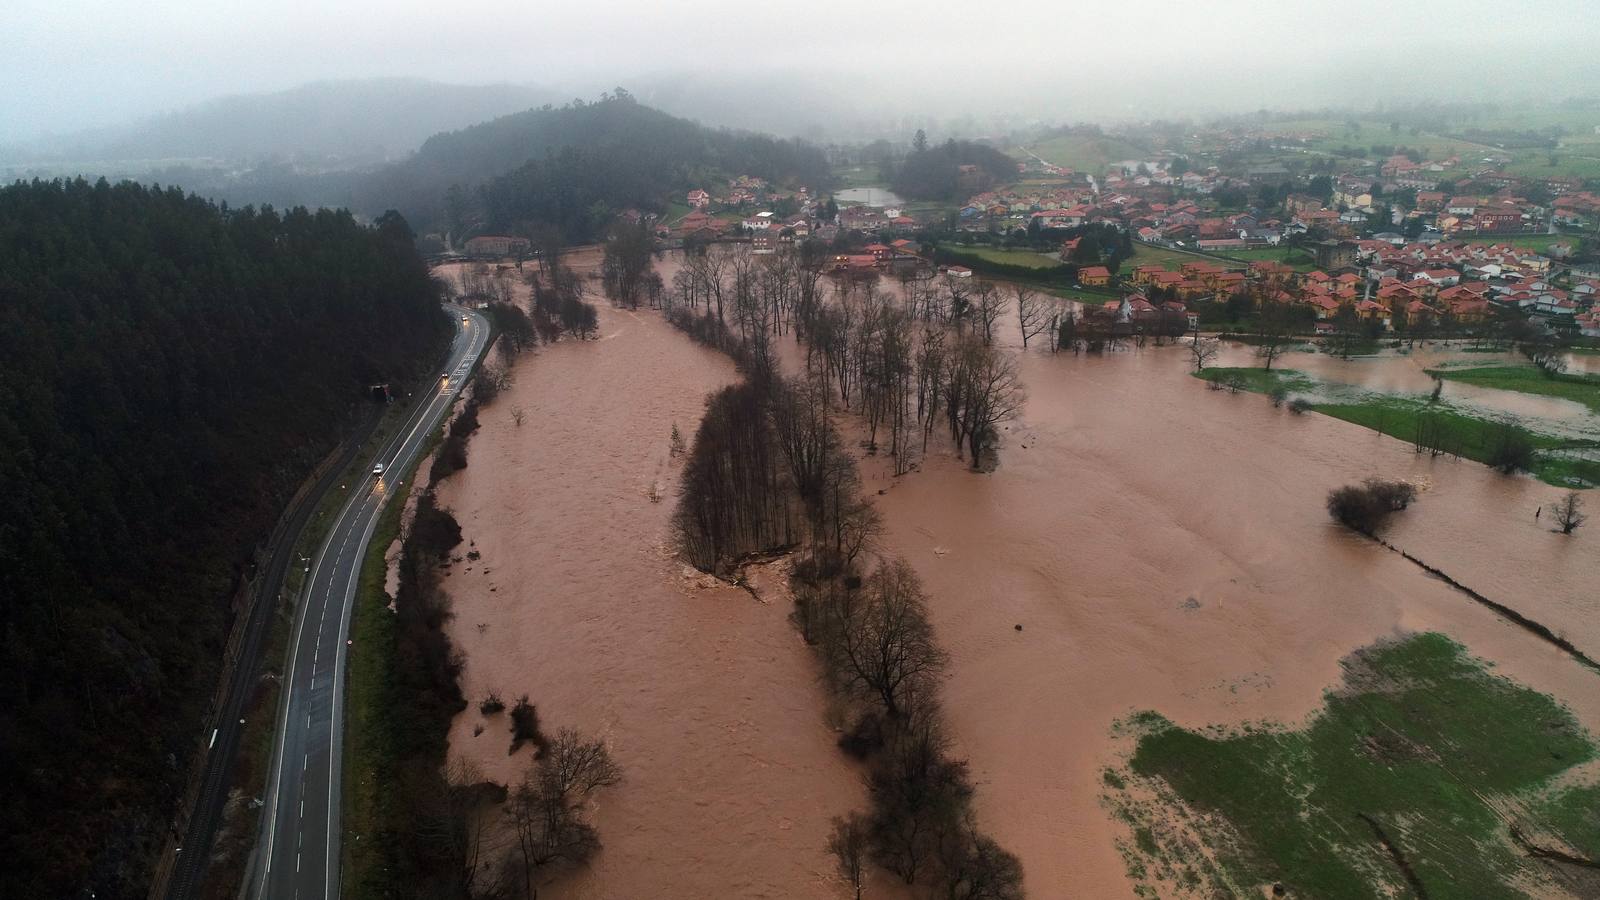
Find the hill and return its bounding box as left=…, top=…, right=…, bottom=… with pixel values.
left=356, top=91, right=832, bottom=239
left=887, top=138, right=1019, bottom=201
left=0, top=178, right=451, bottom=898
left=3, top=78, right=554, bottom=168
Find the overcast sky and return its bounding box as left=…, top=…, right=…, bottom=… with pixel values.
left=6, top=0, right=1600, bottom=142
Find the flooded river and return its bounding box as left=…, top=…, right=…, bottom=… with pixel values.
left=437, top=256, right=1600, bottom=898
left=435, top=295, right=874, bottom=898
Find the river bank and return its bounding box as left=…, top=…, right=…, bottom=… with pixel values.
left=434, top=297, right=874, bottom=898
left=436, top=251, right=1599, bottom=897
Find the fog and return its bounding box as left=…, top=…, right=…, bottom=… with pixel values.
left=6, top=0, right=1599, bottom=149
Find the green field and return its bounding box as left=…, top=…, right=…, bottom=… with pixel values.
left=1502, top=152, right=1600, bottom=181
left=1427, top=365, right=1600, bottom=415
left=1190, top=364, right=1600, bottom=487
left=342, top=472, right=411, bottom=895
left=1193, top=367, right=1316, bottom=395
left=1255, top=114, right=1600, bottom=181
left=1454, top=233, right=1577, bottom=253
left=832, top=163, right=884, bottom=189
left=1312, top=397, right=1599, bottom=487
left=1021, top=133, right=1147, bottom=173
left=1109, top=633, right=1600, bottom=899
left=1211, top=245, right=1319, bottom=272
left=956, top=246, right=1065, bottom=269
left=1129, top=242, right=1226, bottom=270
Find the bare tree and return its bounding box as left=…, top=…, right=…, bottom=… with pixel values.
left=949, top=338, right=1026, bottom=469
left=1255, top=302, right=1294, bottom=371
left=827, top=813, right=870, bottom=900
left=836, top=561, right=948, bottom=718
left=511, top=408, right=526, bottom=427
left=414, top=759, right=507, bottom=899
left=935, top=812, right=1026, bottom=900
left=505, top=728, right=622, bottom=899
left=1553, top=491, right=1586, bottom=535
left=1189, top=334, right=1220, bottom=372
left=1012, top=284, right=1050, bottom=350
left=972, top=280, right=1006, bottom=346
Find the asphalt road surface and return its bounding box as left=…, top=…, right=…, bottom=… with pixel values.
left=251, top=305, right=488, bottom=900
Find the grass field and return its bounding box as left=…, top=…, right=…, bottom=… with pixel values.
left=341, top=474, right=409, bottom=897
left=662, top=200, right=692, bottom=225
left=1312, top=397, right=1599, bottom=487
left=1193, top=367, right=1316, bottom=395
left=956, top=246, right=1064, bottom=269
left=1110, top=633, right=1600, bottom=899
left=1212, top=245, right=1319, bottom=272
left=1022, top=133, right=1147, bottom=173
left=1129, top=242, right=1226, bottom=270
left=1454, top=233, right=1576, bottom=252
left=1427, top=365, right=1600, bottom=415
left=832, top=163, right=884, bottom=190
left=1188, top=364, right=1599, bottom=487
left=1256, top=114, right=1600, bottom=181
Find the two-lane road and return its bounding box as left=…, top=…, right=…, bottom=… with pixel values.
left=253, top=304, right=489, bottom=899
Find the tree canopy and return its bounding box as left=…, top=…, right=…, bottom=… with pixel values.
left=888, top=139, right=1018, bottom=202
left=0, top=177, right=450, bottom=897
left=361, top=92, right=831, bottom=240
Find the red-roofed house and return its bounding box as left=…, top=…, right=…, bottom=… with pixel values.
left=1079, top=266, right=1113, bottom=287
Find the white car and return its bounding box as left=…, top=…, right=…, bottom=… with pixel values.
left=371, top=462, right=385, bottom=477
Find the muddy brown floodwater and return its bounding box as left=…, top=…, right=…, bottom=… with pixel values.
left=436, top=292, right=886, bottom=899
left=440, top=255, right=1600, bottom=899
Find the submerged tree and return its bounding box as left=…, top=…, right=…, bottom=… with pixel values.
left=1552, top=491, right=1586, bottom=535
left=827, top=813, right=870, bottom=900
left=505, top=729, right=622, bottom=899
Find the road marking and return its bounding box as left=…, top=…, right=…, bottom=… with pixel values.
left=256, top=309, right=484, bottom=898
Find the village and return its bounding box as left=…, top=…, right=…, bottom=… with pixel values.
left=624, top=122, right=1600, bottom=344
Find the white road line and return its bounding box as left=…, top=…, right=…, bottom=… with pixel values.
left=258, top=309, right=483, bottom=898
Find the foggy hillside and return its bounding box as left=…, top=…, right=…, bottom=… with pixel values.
left=1, top=78, right=553, bottom=168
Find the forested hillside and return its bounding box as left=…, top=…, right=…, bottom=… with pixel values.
left=888, top=138, right=1018, bottom=201
left=0, top=178, right=451, bottom=898
left=358, top=91, right=831, bottom=240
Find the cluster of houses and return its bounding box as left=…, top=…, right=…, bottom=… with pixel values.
left=673, top=175, right=926, bottom=251
left=1098, top=237, right=1599, bottom=338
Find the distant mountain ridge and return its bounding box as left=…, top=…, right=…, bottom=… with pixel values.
left=2, top=78, right=554, bottom=167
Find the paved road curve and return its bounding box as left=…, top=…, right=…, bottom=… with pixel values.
left=253, top=305, right=489, bottom=900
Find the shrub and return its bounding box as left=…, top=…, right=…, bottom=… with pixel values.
left=509, top=695, right=548, bottom=756
left=1269, top=386, right=1288, bottom=408
left=1362, top=477, right=1416, bottom=511
left=1327, top=478, right=1416, bottom=535
left=1288, top=398, right=1313, bottom=414
left=479, top=691, right=506, bottom=716
left=838, top=711, right=886, bottom=760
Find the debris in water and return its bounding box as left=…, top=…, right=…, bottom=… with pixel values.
left=1014, top=624, right=1023, bottom=631
left=932, top=546, right=950, bottom=557
left=1181, top=596, right=1201, bottom=610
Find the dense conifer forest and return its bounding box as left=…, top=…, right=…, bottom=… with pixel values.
left=0, top=178, right=451, bottom=897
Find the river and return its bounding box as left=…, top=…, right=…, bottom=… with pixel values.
left=436, top=254, right=1600, bottom=898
